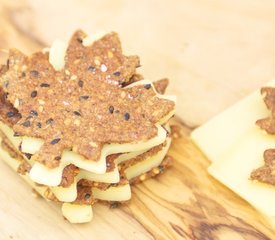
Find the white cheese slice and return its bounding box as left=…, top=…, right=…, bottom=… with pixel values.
left=51, top=181, right=78, bottom=202
left=191, top=86, right=271, bottom=163
left=208, top=128, right=275, bottom=216
left=191, top=79, right=275, bottom=218
left=92, top=184, right=131, bottom=201
left=52, top=138, right=170, bottom=202
left=50, top=167, right=121, bottom=202
left=0, top=133, right=170, bottom=222
left=0, top=138, right=47, bottom=197
left=0, top=126, right=168, bottom=202
left=0, top=122, right=167, bottom=186
left=49, top=40, right=68, bottom=71
left=82, top=31, right=107, bottom=47
left=29, top=124, right=167, bottom=186
left=0, top=122, right=169, bottom=202
left=0, top=143, right=126, bottom=222
left=0, top=121, right=22, bottom=149
left=48, top=125, right=171, bottom=202
left=21, top=136, right=44, bottom=155
left=61, top=203, right=92, bottom=224
left=125, top=137, right=171, bottom=180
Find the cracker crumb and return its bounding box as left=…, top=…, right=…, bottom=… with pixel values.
left=100, top=64, right=108, bottom=72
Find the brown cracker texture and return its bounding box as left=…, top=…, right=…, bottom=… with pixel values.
left=0, top=30, right=175, bottom=168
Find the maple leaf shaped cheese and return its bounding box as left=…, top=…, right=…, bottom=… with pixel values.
left=0, top=31, right=175, bottom=169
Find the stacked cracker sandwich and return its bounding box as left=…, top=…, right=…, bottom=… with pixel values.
left=0, top=30, right=176, bottom=223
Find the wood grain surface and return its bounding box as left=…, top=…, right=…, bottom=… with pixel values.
left=1, top=120, right=275, bottom=240
left=0, top=0, right=275, bottom=239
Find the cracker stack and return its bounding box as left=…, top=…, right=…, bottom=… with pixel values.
left=0, top=30, right=176, bottom=223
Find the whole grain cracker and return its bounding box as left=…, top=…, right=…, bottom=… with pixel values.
left=251, top=87, right=275, bottom=185
left=0, top=31, right=175, bottom=168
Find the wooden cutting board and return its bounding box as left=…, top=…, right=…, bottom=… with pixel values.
left=1, top=0, right=275, bottom=239
left=1, top=119, right=275, bottom=240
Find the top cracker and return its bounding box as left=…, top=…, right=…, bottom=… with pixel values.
left=0, top=30, right=175, bottom=168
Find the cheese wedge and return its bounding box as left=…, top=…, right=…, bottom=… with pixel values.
left=191, top=79, right=275, bottom=219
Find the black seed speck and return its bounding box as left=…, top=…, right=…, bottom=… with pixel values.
left=6, top=59, right=10, bottom=69
left=4, top=80, right=9, bottom=88
left=21, top=72, right=26, bottom=78
left=73, top=111, right=81, bottom=116
left=50, top=138, right=61, bottom=145
left=30, top=110, right=38, bottom=116
left=87, top=66, right=96, bottom=73
left=124, top=112, right=130, bottom=121
left=84, top=193, right=91, bottom=200
left=54, top=156, right=61, bottom=161
left=46, top=118, right=54, bottom=125
left=144, top=84, right=151, bottom=89
left=22, top=121, right=31, bottom=127
left=24, top=153, right=32, bottom=160
left=40, top=83, right=50, bottom=87
left=6, top=112, right=16, bottom=118
left=77, top=37, right=83, bottom=43
left=79, top=95, right=89, bottom=101
left=158, top=165, right=165, bottom=173
left=30, top=70, right=39, bottom=78
left=31, top=90, right=37, bottom=98
left=78, top=80, right=84, bottom=88
left=113, top=71, right=121, bottom=76
left=37, top=122, right=42, bottom=128
left=13, top=132, right=21, bottom=137
left=109, top=106, right=114, bottom=114
left=110, top=202, right=119, bottom=209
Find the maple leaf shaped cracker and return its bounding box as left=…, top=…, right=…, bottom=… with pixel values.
left=0, top=31, right=175, bottom=169
left=251, top=87, right=275, bottom=184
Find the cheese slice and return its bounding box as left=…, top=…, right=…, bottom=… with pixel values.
left=49, top=39, right=67, bottom=71
left=0, top=127, right=170, bottom=202
left=92, top=184, right=131, bottom=201
left=0, top=122, right=22, bottom=149
left=0, top=121, right=170, bottom=202
left=125, top=137, right=171, bottom=180
left=29, top=124, right=167, bottom=186
left=52, top=137, right=170, bottom=202
left=191, top=79, right=275, bottom=219
left=61, top=203, right=92, bottom=224
left=0, top=121, right=167, bottom=186
left=191, top=87, right=271, bottom=163
left=0, top=140, right=141, bottom=222
left=0, top=140, right=127, bottom=222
